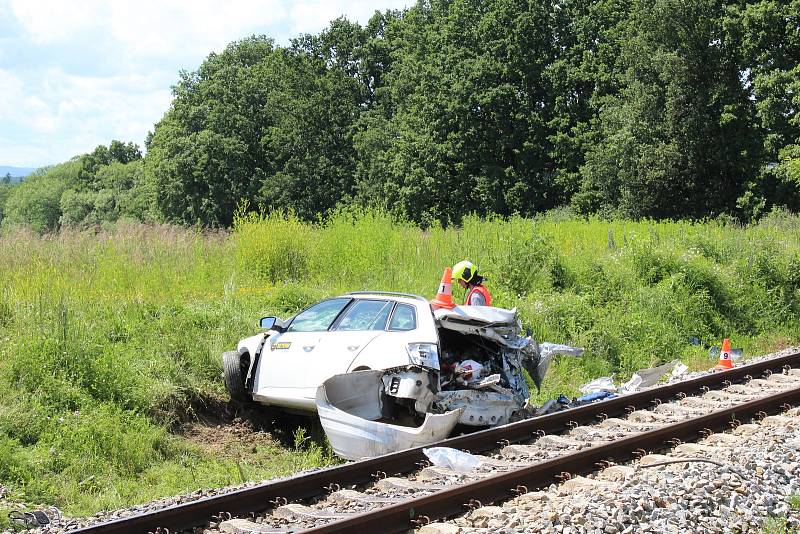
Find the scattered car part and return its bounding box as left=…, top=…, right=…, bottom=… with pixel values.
left=8, top=508, right=60, bottom=529
left=316, top=371, right=462, bottom=460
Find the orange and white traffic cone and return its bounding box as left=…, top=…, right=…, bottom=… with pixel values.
left=431, top=267, right=456, bottom=310
left=715, top=338, right=734, bottom=370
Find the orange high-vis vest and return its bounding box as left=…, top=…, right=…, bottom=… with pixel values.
left=465, top=284, right=492, bottom=306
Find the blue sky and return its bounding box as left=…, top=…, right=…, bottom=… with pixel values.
left=0, top=0, right=411, bottom=167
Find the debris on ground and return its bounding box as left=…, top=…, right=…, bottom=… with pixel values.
left=423, top=447, right=483, bottom=472
left=580, top=376, right=617, bottom=394
left=579, top=360, right=688, bottom=396
left=533, top=391, right=618, bottom=416
left=7, top=507, right=61, bottom=530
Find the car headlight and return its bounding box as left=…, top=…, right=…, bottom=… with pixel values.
left=406, top=343, right=440, bottom=370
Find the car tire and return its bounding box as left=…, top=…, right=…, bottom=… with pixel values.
left=223, top=350, right=249, bottom=402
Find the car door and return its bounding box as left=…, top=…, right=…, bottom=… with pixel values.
left=316, top=298, right=395, bottom=374
left=280, top=298, right=394, bottom=404
left=254, top=297, right=351, bottom=410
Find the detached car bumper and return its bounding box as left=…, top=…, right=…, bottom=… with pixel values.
left=316, top=370, right=462, bottom=461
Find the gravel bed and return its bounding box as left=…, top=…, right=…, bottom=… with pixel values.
left=0, top=467, right=326, bottom=534
left=422, top=410, right=800, bottom=533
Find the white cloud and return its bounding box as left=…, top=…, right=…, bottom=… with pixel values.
left=0, top=69, right=57, bottom=134
left=6, top=0, right=104, bottom=44
left=104, top=1, right=289, bottom=58
left=9, top=0, right=409, bottom=52
left=287, top=1, right=392, bottom=36
left=0, top=67, right=171, bottom=165
left=1, top=0, right=412, bottom=166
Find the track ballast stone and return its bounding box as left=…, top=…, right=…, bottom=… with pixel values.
left=427, top=409, right=800, bottom=533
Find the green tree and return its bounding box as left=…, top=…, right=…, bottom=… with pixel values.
left=145, top=36, right=362, bottom=225
left=76, top=141, right=142, bottom=190
left=0, top=182, right=11, bottom=223
left=60, top=160, right=152, bottom=228
left=575, top=0, right=759, bottom=219
left=544, top=0, right=630, bottom=199
left=2, top=172, right=67, bottom=233
left=354, top=0, right=559, bottom=225
left=725, top=0, right=800, bottom=213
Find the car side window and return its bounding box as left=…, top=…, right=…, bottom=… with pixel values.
left=389, top=304, right=417, bottom=331
left=287, top=298, right=351, bottom=332
left=335, top=300, right=393, bottom=331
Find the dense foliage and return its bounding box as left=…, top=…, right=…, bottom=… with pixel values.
left=2, top=0, right=798, bottom=230
left=1, top=211, right=799, bottom=517
left=143, top=0, right=800, bottom=226
left=0, top=141, right=154, bottom=232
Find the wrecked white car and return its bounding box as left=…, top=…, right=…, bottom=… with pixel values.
left=223, top=292, right=580, bottom=460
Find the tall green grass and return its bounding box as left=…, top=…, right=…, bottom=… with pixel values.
left=0, top=223, right=331, bottom=516
left=1, top=210, right=799, bottom=517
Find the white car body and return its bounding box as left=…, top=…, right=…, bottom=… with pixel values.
left=234, top=293, right=440, bottom=412
left=226, top=291, right=583, bottom=459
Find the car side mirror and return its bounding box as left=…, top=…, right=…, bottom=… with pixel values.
left=260, top=316, right=287, bottom=332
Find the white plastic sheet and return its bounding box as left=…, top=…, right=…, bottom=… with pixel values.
left=539, top=342, right=585, bottom=360
left=455, top=359, right=484, bottom=384
left=619, top=373, right=643, bottom=394
left=581, top=360, right=688, bottom=396
left=671, top=362, right=688, bottom=378
left=579, top=376, right=617, bottom=394
left=423, top=447, right=483, bottom=472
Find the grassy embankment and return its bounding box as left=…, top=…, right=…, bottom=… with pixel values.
left=1, top=209, right=799, bottom=525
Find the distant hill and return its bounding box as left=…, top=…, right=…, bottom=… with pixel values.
left=0, top=166, right=37, bottom=183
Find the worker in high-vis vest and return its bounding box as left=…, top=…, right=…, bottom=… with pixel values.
left=451, top=260, right=492, bottom=306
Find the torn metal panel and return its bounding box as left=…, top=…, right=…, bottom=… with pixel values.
left=435, top=306, right=527, bottom=348
left=534, top=342, right=585, bottom=390
left=433, top=389, right=519, bottom=426
left=435, top=305, right=585, bottom=393
left=380, top=366, right=438, bottom=413
left=316, top=371, right=462, bottom=460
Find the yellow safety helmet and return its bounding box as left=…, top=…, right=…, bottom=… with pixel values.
left=452, top=260, right=477, bottom=284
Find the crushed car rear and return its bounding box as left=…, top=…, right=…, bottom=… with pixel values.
left=317, top=305, right=583, bottom=460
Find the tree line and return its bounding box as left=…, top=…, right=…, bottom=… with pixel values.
left=2, top=0, right=799, bottom=231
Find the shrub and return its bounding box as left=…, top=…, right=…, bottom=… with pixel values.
left=490, top=234, right=567, bottom=296
left=2, top=174, right=67, bottom=233
left=629, top=245, right=678, bottom=285
left=233, top=210, right=313, bottom=283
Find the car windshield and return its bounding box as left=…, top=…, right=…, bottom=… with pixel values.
left=288, top=298, right=351, bottom=332
left=336, top=299, right=393, bottom=331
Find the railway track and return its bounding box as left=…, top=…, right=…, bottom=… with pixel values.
left=73, top=350, right=800, bottom=534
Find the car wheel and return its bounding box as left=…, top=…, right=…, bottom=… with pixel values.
left=223, top=350, right=249, bottom=402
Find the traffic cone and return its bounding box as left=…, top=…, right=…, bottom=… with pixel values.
left=431, top=267, right=456, bottom=310
left=714, top=338, right=734, bottom=370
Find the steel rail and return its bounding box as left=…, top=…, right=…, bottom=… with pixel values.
left=304, top=385, right=800, bottom=533
left=73, top=351, right=800, bottom=534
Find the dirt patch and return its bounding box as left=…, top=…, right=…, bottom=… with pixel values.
left=179, top=418, right=276, bottom=459
left=175, top=398, right=328, bottom=456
